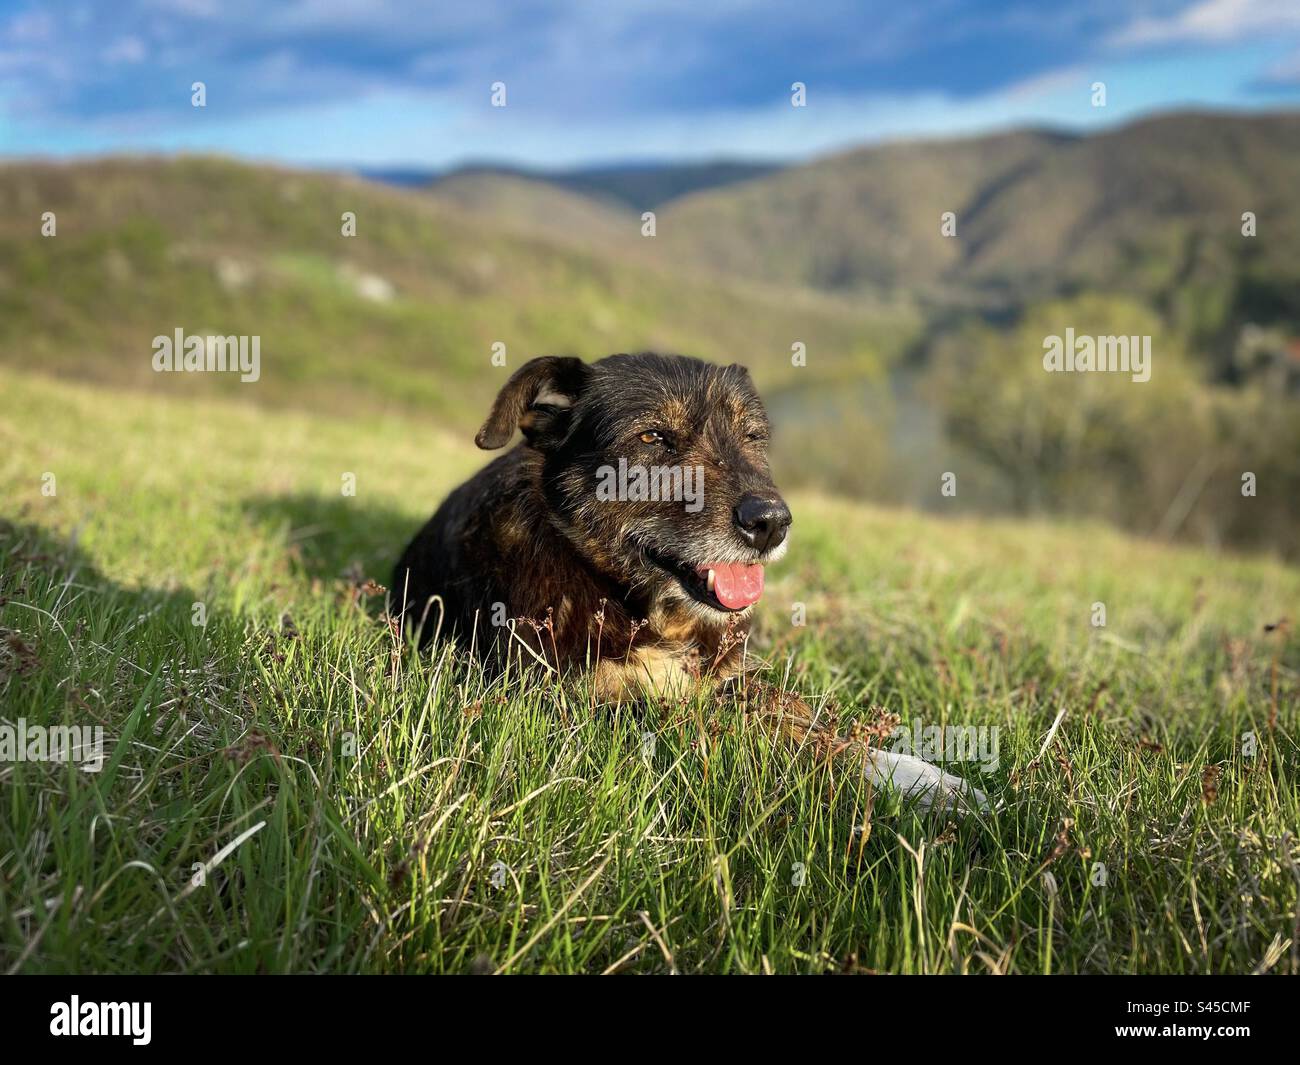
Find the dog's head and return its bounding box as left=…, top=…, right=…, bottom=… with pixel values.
left=477, top=352, right=791, bottom=623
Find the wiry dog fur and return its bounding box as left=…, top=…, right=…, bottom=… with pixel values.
left=391, top=352, right=790, bottom=702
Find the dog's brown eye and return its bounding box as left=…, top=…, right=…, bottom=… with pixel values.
left=747, top=430, right=768, bottom=442
left=639, top=430, right=663, bottom=445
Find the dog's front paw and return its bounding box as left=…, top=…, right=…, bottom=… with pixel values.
left=735, top=678, right=991, bottom=814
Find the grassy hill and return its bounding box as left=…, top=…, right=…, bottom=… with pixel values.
left=426, top=169, right=641, bottom=249
left=657, top=112, right=1300, bottom=319
left=383, top=112, right=1300, bottom=345
left=2, top=366, right=1297, bottom=973
left=0, top=156, right=899, bottom=426
left=660, top=128, right=1068, bottom=296
left=429, top=112, right=1300, bottom=350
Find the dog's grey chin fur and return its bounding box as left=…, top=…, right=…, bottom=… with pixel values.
left=652, top=582, right=754, bottom=626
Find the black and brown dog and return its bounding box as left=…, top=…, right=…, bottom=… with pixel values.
left=392, top=351, right=987, bottom=810
left=392, top=352, right=789, bottom=701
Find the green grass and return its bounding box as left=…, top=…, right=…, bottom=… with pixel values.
left=1, top=366, right=1297, bottom=974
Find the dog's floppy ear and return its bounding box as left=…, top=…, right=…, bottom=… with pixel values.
left=475, top=356, right=590, bottom=450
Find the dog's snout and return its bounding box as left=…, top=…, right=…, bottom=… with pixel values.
left=733, top=494, right=791, bottom=552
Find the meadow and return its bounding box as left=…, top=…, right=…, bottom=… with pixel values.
left=2, top=365, right=1296, bottom=974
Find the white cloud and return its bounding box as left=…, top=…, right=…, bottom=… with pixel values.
left=1000, top=64, right=1090, bottom=102
left=103, top=36, right=148, bottom=64
left=1112, top=0, right=1300, bottom=47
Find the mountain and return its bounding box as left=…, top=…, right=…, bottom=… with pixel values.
left=355, top=167, right=443, bottom=187
left=410, top=112, right=1300, bottom=349
left=429, top=160, right=780, bottom=211
left=426, top=170, right=637, bottom=248
left=654, top=112, right=1300, bottom=322
left=423, top=161, right=785, bottom=256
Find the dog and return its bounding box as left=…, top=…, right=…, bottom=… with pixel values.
left=392, top=352, right=788, bottom=701
left=392, top=352, right=988, bottom=811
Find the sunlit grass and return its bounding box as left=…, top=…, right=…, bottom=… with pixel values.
left=1, top=367, right=1296, bottom=973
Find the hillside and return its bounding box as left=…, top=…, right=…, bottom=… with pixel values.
left=657, top=112, right=1300, bottom=322
left=411, top=112, right=1300, bottom=350
left=0, top=156, right=896, bottom=425
left=430, top=160, right=780, bottom=212
left=426, top=170, right=639, bottom=249
left=659, top=128, right=1069, bottom=295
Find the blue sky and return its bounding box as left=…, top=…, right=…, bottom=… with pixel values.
left=2, top=0, right=1299, bottom=169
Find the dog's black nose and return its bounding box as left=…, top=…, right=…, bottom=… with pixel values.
left=733, top=494, right=791, bottom=552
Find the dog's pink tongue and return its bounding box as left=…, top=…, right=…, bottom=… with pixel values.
left=704, top=562, right=764, bottom=609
